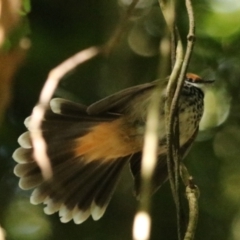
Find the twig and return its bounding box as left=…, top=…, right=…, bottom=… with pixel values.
left=159, top=0, right=178, bottom=199
left=133, top=66, right=170, bottom=240
left=184, top=185, right=199, bottom=240
left=29, top=0, right=140, bottom=180
left=177, top=0, right=195, bottom=86
left=132, top=2, right=175, bottom=238
left=159, top=0, right=176, bottom=68
left=180, top=164, right=199, bottom=240
left=165, top=36, right=183, bottom=199
left=168, top=0, right=196, bottom=205
left=159, top=1, right=185, bottom=239
left=132, top=34, right=169, bottom=237
left=159, top=0, right=176, bottom=69
left=165, top=37, right=184, bottom=240
left=133, top=86, right=164, bottom=240
left=0, top=225, right=6, bottom=240
left=104, top=0, right=140, bottom=55
left=29, top=47, right=100, bottom=179
left=160, top=0, right=196, bottom=239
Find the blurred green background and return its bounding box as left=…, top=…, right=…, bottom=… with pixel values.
left=1, top=0, right=240, bottom=239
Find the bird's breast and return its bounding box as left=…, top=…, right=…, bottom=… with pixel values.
left=178, top=90, right=204, bottom=146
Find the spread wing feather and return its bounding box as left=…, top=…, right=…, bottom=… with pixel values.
left=87, top=81, right=159, bottom=115
left=13, top=98, right=129, bottom=224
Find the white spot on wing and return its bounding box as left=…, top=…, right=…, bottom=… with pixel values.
left=50, top=98, right=64, bottom=114
left=44, top=198, right=61, bottom=215
left=91, top=201, right=107, bottom=221
left=59, top=205, right=72, bottom=223
left=19, top=175, right=42, bottom=190
left=12, top=147, right=32, bottom=163
left=19, top=177, right=32, bottom=190
left=13, top=164, right=23, bottom=177
left=30, top=188, right=47, bottom=205
left=24, top=116, right=31, bottom=129
left=73, top=206, right=91, bottom=224
left=18, top=132, right=32, bottom=148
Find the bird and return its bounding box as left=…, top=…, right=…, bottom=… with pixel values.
left=12, top=73, right=214, bottom=224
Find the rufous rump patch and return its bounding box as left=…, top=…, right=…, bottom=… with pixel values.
left=74, top=118, right=142, bottom=161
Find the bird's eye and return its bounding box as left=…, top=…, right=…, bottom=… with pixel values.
left=187, top=78, right=193, bottom=82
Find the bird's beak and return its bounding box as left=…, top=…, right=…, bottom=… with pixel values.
left=198, top=79, right=215, bottom=84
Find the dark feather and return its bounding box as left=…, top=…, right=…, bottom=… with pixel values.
left=13, top=98, right=129, bottom=224
left=50, top=98, right=117, bottom=120
left=27, top=155, right=129, bottom=223
left=87, top=81, right=160, bottom=115
left=129, top=152, right=168, bottom=197
left=129, top=128, right=199, bottom=197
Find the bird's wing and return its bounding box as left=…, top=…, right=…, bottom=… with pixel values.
left=87, top=80, right=161, bottom=115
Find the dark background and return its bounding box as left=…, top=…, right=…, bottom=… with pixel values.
left=1, top=0, right=240, bottom=239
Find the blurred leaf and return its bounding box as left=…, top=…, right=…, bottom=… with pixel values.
left=3, top=197, right=52, bottom=240
left=21, top=0, right=31, bottom=15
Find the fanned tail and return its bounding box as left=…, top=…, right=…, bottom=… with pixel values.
left=13, top=98, right=129, bottom=224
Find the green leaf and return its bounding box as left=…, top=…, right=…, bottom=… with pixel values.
left=21, top=0, right=31, bottom=15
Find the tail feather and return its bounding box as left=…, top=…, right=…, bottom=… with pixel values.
left=129, top=152, right=168, bottom=197
left=130, top=128, right=200, bottom=197
left=18, top=132, right=31, bottom=148
left=72, top=207, right=91, bottom=224
left=50, top=160, right=114, bottom=207
left=14, top=161, right=37, bottom=177
left=12, top=147, right=33, bottom=164
left=50, top=98, right=87, bottom=116
left=94, top=157, right=128, bottom=207
left=50, top=98, right=118, bottom=121
left=71, top=158, right=128, bottom=210
left=13, top=98, right=129, bottom=224
left=19, top=174, right=43, bottom=190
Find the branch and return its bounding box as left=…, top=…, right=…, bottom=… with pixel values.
left=165, top=37, right=184, bottom=240
left=29, top=1, right=140, bottom=180
left=180, top=164, right=199, bottom=240
left=133, top=79, right=166, bottom=240
left=159, top=1, right=185, bottom=239
left=177, top=0, right=195, bottom=85
left=160, top=0, right=196, bottom=239
left=167, top=0, right=196, bottom=206
left=0, top=225, right=6, bottom=240
left=133, top=2, right=173, bottom=237
left=158, top=0, right=176, bottom=68
left=184, top=184, right=199, bottom=240
left=104, top=0, right=140, bottom=55
left=158, top=3, right=178, bottom=218
left=29, top=47, right=100, bottom=179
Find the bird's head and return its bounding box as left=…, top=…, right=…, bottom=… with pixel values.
left=185, top=73, right=214, bottom=90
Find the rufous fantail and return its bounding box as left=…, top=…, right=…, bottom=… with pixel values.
left=13, top=73, right=213, bottom=224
